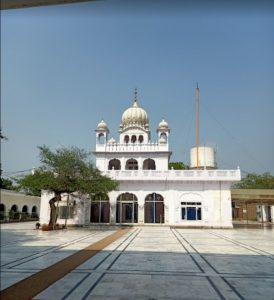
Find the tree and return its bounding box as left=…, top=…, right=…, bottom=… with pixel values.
left=168, top=162, right=190, bottom=170
left=233, top=172, right=274, bottom=189
left=0, top=178, right=16, bottom=190
left=17, top=145, right=118, bottom=227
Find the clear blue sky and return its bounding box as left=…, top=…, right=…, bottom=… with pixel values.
left=1, top=1, right=274, bottom=178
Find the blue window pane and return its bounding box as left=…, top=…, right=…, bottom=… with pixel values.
left=187, top=207, right=196, bottom=220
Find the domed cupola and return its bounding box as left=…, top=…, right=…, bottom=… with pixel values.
left=95, top=119, right=109, bottom=145
left=158, top=119, right=169, bottom=130
left=97, top=119, right=108, bottom=131
left=157, top=118, right=170, bottom=144
left=119, top=89, right=149, bottom=132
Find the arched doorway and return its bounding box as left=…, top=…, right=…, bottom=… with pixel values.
left=10, top=204, right=19, bottom=220
left=11, top=204, right=18, bottom=212
left=144, top=193, right=164, bottom=224
left=116, top=193, right=138, bottom=223
left=31, top=206, right=38, bottom=218
left=90, top=194, right=110, bottom=223
left=125, top=159, right=138, bottom=170
left=22, top=205, right=28, bottom=213
left=0, top=203, right=6, bottom=220
left=108, top=159, right=121, bottom=170
left=143, top=158, right=156, bottom=170
left=22, top=205, right=29, bottom=220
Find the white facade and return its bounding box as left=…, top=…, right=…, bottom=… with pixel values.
left=40, top=93, right=241, bottom=228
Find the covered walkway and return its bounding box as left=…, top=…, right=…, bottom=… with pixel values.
left=232, top=189, right=274, bottom=224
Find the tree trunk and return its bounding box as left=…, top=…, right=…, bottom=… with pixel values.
left=64, top=193, right=69, bottom=229
left=49, top=193, right=61, bottom=228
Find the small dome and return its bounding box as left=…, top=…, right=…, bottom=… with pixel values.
left=120, top=99, right=149, bottom=131
left=97, top=119, right=108, bottom=131
left=108, top=137, right=116, bottom=144
left=158, top=119, right=169, bottom=130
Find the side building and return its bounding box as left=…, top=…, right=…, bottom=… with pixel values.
left=0, top=189, right=40, bottom=222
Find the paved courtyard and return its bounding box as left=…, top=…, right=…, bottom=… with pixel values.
left=1, top=222, right=274, bottom=300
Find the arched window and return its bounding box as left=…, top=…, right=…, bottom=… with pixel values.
left=108, top=159, right=121, bottom=170
left=124, top=135, right=129, bottom=144
left=143, top=158, right=156, bottom=170
left=22, top=205, right=28, bottom=213
left=160, top=132, right=167, bottom=142
left=144, top=193, right=164, bottom=224
left=98, top=133, right=105, bottom=144
left=116, top=193, right=138, bottom=223
left=138, top=135, right=144, bottom=143
left=131, top=135, right=137, bottom=143
left=180, top=193, right=202, bottom=221
left=90, top=194, right=110, bottom=223
left=126, top=159, right=138, bottom=170
left=181, top=202, right=202, bottom=221
left=0, top=204, right=6, bottom=221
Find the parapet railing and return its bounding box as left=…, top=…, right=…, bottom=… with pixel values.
left=104, top=169, right=241, bottom=181
left=95, top=143, right=169, bottom=152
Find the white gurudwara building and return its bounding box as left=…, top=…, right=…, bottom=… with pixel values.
left=40, top=92, right=241, bottom=228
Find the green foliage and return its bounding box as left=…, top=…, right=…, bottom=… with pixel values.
left=17, top=145, right=118, bottom=227
left=75, top=164, right=118, bottom=196
left=17, top=145, right=118, bottom=197
left=233, top=172, right=274, bottom=189
left=9, top=210, right=20, bottom=220
left=17, top=170, right=56, bottom=196
left=0, top=178, right=15, bottom=190
left=168, top=162, right=190, bottom=170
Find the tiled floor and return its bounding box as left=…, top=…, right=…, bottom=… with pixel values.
left=1, top=222, right=274, bottom=300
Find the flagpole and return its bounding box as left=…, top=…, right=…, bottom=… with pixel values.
left=195, top=83, right=200, bottom=168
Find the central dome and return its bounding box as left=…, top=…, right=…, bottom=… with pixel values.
left=120, top=99, right=149, bottom=131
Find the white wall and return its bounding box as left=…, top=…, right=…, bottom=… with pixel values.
left=39, top=191, right=88, bottom=226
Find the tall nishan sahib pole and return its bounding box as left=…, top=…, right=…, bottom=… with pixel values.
left=195, top=83, right=200, bottom=168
